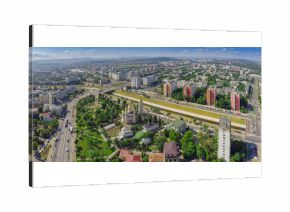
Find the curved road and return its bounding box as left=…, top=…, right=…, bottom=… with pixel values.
left=52, top=91, right=95, bottom=162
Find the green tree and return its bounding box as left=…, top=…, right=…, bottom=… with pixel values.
left=207, top=75, right=217, bottom=86
left=180, top=130, right=195, bottom=160
left=169, top=130, right=179, bottom=142
left=142, top=153, right=149, bottom=162
left=237, top=83, right=245, bottom=92
left=153, top=135, right=166, bottom=152
left=193, top=87, right=206, bottom=105
left=216, top=94, right=231, bottom=110
left=182, top=141, right=195, bottom=161
left=230, top=152, right=242, bottom=162
left=195, top=144, right=204, bottom=160
left=181, top=130, right=193, bottom=145
left=171, top=88, right=184, bottom=101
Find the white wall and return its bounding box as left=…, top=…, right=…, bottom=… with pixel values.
left=1, top=0, right=290, bottom=212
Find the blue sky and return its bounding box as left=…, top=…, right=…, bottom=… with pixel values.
left=32, top=47, right=261, bottom=62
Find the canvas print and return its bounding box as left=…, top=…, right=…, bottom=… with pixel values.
left=29, top=47, right=261, bottom=163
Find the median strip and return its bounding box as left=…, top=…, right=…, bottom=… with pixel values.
left=113, top=90, right=246, bottom=128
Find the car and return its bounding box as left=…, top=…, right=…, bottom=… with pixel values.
left=66, top=148, right=69, bottom=152
left=67, top=139, right=69, bottom=143
left=34, top=151, right=40, bottom=158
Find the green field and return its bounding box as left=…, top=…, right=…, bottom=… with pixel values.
left=75, top=95, right=117, bottom=161
left=134, top=131, right=146, bottom=139
left=114, top=90, right=246, bottom=126
left=106, top=126, right=121, bottom=138
left=76, top=129, right=113, bottom=161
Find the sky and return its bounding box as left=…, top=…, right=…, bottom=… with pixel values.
left=32, top=47, right=261, bottom=62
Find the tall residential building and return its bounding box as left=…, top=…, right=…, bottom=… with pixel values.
left=163, top=81, right=177, bottom=97
left=38, top=93, right=49, bottom=104
left=142, top=75, right=157, bottom=86
left=206, top=88, right=216, bottom=106
left=112, top=72, right=127, bottom=81
left=131, top=76, right=141, bottom=89
left=65, top=76, right=80, bottom=84
left=183, top=84, right=195, bottom=99
left=48, top=92, right=53, bottom=105
left=138, top=99, right=144, bottom=122
left=127, top=71, right=136, bottom=79
left=231, top=92, right=240, bottom=111
left=177, top=80, right=187, bottom=88
left=218, top=117, right=231, bottom=162
left=108, top=71, right=112, bottom=79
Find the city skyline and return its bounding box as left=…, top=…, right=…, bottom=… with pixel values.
left=30, top=55, right=261, bottom=163
left=32, top=47, right=261, bottom=62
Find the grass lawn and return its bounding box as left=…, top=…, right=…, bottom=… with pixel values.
left=134, top=131, right=146, bottom=139
left=40, top=144, right=51, bottom=161
left=76, top=128, right=113, bottom=161
left=114, top=90, right=246, bottom=126
left=106, top=126, right=121, bottom=138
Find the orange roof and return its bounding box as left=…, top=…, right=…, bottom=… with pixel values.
left=148, top=153, right=165, bottom=162
left=119, top=149, right=130, bottom=160
left=124, top=154, right=134, bottom=162
left=119, top=149, right=142, bottom=162
left=132, top=155, right=142, bottom=162
left=40, top=112, right=50, bottom=117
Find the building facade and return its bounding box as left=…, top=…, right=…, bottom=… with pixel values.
left=163, top=81, right=177, bottom=97
left=143, top=123, right=159, bottom=133
left=206, top=88, right=217, bottom=106
left=65, top=76, right=80, bottom=84
left=38, top=93, right=49, bottom=104
left=112, top=72, right=127, bottom=81
left=231, top=92, right=240, bottom=111
left=218, top=117, right=231, bottom=162
left=183, top=84, right=195, bottom=99
left=131, top=76, right=141, bottom=89
left=119, top=127, right=134, bottom=139
left=122, top=105, right=136, bottom=125
left=163, top=142, right=179, bottom=162
left=138, top=99, right=144, bottom=121
left=142, top=75, right=157, bottom=86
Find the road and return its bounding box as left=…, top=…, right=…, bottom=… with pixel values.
left=51, top=87, right=118, bottom=162
left=52, top=100, right=77, bottom=161
left=52, top=91, right=94, bottom=162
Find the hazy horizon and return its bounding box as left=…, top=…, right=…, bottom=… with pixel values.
left=31, top=47, right=261, bottom=62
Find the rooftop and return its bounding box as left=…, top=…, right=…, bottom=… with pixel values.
left=163, top=142, right=179, bottom=156
left=148, top=153, right=165, bottom=162
left=119, top=149, right=142, bottom=162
